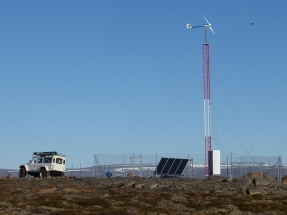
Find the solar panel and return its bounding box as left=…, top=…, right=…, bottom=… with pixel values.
left=156, top=158, right=168, bottom=174
left=161, top=158, right=175, bottom=174
left=155, top=157, right=189, bottom=176
left=175, top=159, right=188, bottom=175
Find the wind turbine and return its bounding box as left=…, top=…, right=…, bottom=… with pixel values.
left=187, top=16, right=215, bottom=176
left=187, top=16, right=214, bottom=43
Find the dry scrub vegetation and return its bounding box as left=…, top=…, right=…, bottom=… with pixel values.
left=1, top=173, right=287, bottom=214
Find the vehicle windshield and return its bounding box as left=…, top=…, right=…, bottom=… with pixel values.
left=31, top=157, right=38, bottom=163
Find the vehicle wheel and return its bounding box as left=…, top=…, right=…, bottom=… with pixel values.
left=60, top=172, right=64, bottom=177
left=40, top=169, right=47, bottom=178
left=19, top=167, right=26, bottom=177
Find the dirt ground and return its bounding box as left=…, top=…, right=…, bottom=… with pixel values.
left=1, top=174, right=287, bottom=215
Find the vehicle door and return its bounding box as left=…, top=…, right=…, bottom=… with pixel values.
left=62, top=159, right=66, bottom=172
left=29, top=157, right=38, bottom=171
left=53, top=157, right=63, bottom=171
left=35, top=157, right=43, bottom=171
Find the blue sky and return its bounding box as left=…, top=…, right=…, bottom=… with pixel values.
left=0, top=1, right=286, bottom=169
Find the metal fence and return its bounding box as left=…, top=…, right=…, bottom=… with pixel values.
left=222, top=155, right=283, bottom=182
left=74, top=153, right=285, bottom=180
left=90, top=153, right=194, bottom=178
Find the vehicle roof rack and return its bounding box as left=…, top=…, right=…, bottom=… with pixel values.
left=33, top=151, right=58, bottom=157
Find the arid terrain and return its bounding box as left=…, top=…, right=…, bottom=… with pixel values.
left=1, top=173, right=287, bottom=215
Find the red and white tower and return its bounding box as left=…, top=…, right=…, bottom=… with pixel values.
left=187, top=16, right=214, bottom=176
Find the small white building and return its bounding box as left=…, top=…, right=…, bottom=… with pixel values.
left=212, top=150, right=221, bottom=175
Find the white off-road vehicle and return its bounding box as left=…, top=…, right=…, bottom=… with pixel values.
left=19, top=151, right=66, bottom=178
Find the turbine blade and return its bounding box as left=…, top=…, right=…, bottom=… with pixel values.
left=204, top=16, right=214, bottom=34
left=209, top=26, right=215, bottom=34
left=204, top=15, right=210, bottom=24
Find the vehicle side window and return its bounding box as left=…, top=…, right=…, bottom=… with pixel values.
left=37, top=158, right=43, bottom=163
left=63, top=160, right=65, bottom=165
left=44, top=158, right=52, bottom=163
left=53, top=158, right=55, bottom=163
left=55, top=158, right=62, bottom=164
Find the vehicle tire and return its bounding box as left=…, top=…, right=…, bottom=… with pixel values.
left=60, top=172, right=64, bottom=177
left=19, top=167, right=26, bottom=177
left=40, top=168, right=47, bottom=178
